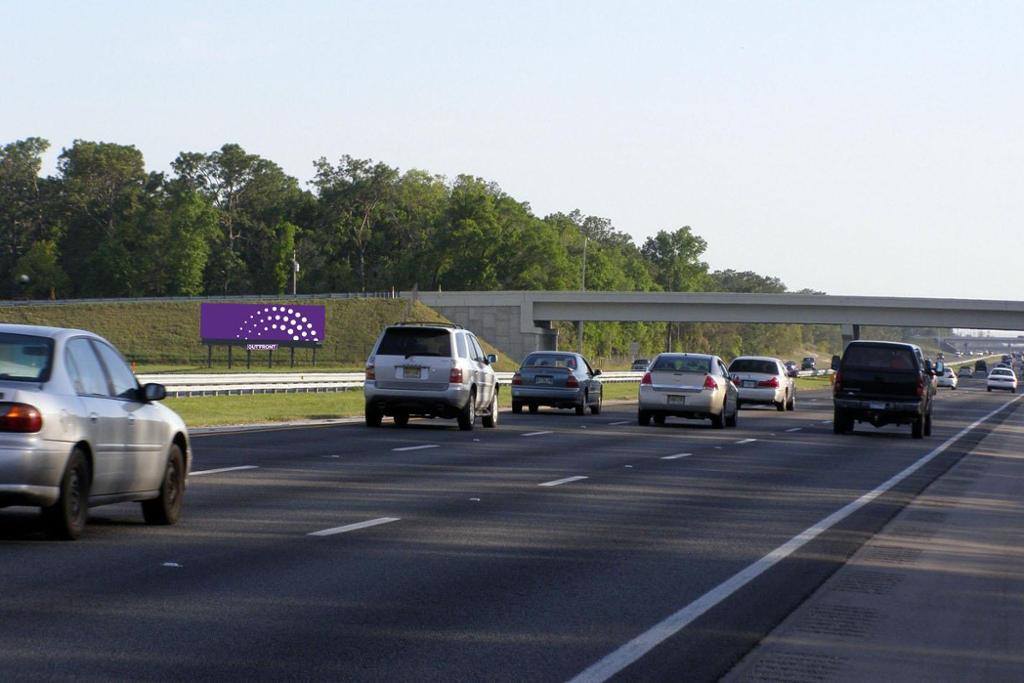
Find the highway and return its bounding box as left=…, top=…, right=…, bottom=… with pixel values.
left=0, top=379, right=1018, bottom=681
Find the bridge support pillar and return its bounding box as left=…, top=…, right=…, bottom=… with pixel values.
left=841, top=324, right=861, bottom=349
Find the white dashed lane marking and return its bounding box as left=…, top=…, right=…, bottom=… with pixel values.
left=661, top=453, right=692, bottom=460
left=392, top=444, right=440, bottom=452
left=190, top=465, right=259, bottom=476
left=522, top=431, right=553, bottom=437
left=736, top=438, right=757, bottom=445
left=308, top=517, right=401, bottom=537
left=785, top=427, right=802, bottom=432
left=538, top=476, right=589, bottom=487
left=607, top=421, right=631, bottom=426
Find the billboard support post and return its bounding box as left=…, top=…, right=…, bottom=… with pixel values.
left=290, top=347, right=295, bottom=368
left=246, top=349, right=252, bottom=369
left=207, top=345, right=212, bottom=368
left=227, top=345, right=233, bottom=369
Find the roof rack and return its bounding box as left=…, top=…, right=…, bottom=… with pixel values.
left=392, top=321, right=463, bottom=329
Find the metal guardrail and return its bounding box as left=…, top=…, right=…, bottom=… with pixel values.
left=140, top=371, right=647, bottom=398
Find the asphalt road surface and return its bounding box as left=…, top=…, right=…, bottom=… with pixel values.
left=0, top=379, right=1018, bottom=681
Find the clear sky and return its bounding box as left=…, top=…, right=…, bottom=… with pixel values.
left=5, top=1, right=1023, bottom=300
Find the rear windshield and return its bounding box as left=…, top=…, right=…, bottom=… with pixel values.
left=843, top=346, right=917, bottom=370
left=651, top=356, right=711, bottom=373
left=729, top=359, right=778, bottom=374
left=376, top=328, right=452, bottom=357
left=991, top=368, right=1014, bottom=376
left=523, top=354, right=577, bottom=369
left=0, top=333, right=54, bottom=382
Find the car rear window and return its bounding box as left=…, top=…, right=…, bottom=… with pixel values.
left=376, top=328, right=452, bottom=357
left=0, top=333, right=54, bottom=382
left=729, top=359, right=778, bottom=374
left=843, top=346, right=917, bottom=370
left=523, top=354, right=577, bottom=369
left=651, top=356, right=711, bottom=373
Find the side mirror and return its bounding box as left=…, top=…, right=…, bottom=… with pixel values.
left=141, top=383, right=167, bottom=402
left=486, top=354, right=497, bottom=365
left=593, top=369, right=602, bottom=376
left=830, top=355, right=840, bottom=371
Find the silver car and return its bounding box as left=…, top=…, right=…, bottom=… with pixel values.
left=364, top=322, right=499, bottom=431
left=728, top=356, right=796, bottom=411
left=638, top=353, right=739, bottom=428
left=0, top=325, right=190, bottom=540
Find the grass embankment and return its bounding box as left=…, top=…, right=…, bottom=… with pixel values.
left=0, top=298, right=516, bottom=373
left=167, top=382, right=641, bottom=427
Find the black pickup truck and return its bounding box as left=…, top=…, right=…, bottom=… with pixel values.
left=831, top=341, right=937, bottom=439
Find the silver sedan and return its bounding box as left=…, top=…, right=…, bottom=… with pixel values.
left=638, top=353, right=738, bottom=428
left=0, top=324, right=190, bottom=539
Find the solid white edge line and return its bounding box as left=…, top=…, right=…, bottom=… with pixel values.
left=308, top=517, right=401, bottom=537
left=608, top=421, right=631, bottom=426
left=661, top=453, right=692, bottom=460
left=568, top=393, right=1024, bottom=683
left=538, top=475, right=589, bottom=487
left=392, top=444, right=440, bottom=452
left=189, top=465, right=259, bottom=476
left=736, top=438, right=757, bottom=445
left=522, top=431, right=554, bottom=437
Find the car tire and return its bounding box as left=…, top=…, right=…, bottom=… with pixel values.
left=987, top=388, right=992, bottom=392
left=775, top=399, right=785, bottom=412
left=653, top=414, right=666, bottom=426
left=458, top=391, right=476, bottom=431
left=590, top=394, right=602, bottom=415
left=833, top=409, right=851, bottom=434
left=512, top=400, right=523, bottom=414
left=142, top=444, right=186, bottom=526
left=365, top=404, right=383, bottom=427
left=924, top=412, right=932, bottom=437
left=735, top=400, right=743, bottom=410
left=43, top=448, right=90, bottom=540
left=638, top=410, right=651, bottom=426
left=528, top=403, right=539, bottom=414
left=575, top=394, right=586, bottom=416
left=725, top=406, right=738, bottom=428
left=786, top=393, right=796, bottom=411
left=711, top=411, right=725, bottom=429
left=393, top=413, right=409, bottom=427
left=912, top=417, right=924, bottom=439
left=482, top=391, right=498, bottom=429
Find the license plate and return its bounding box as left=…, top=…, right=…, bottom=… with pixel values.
left=869, top=401, right=886, bottom=410
left=742, top=380, right=756, bottom=388
left=403, top=367, right=422, bottom=379
left=536, top=376, right=553, bottom=385
left=668, top=395, right=686, bottom=405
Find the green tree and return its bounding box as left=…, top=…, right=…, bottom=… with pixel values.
left=0, top=138, right=52, bottom=286
left=12, top=239, right=69, bottom=299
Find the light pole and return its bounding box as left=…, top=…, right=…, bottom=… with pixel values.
left=578, top=237, right=587, bottom=353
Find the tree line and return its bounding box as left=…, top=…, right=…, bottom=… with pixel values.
left=0, top=137, right=941, bottom=359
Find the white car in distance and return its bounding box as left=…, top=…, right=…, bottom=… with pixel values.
left=986, top=367, right=1018, bottom=393
left=727, top=356, right=796, bottom=411
left=937, top=366, right=958, bottom=389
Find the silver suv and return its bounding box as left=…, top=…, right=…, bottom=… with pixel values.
left=364, top=323, right=499, bottom=431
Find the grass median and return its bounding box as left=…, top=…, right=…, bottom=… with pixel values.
left=165, top=382, right=642, bottom=427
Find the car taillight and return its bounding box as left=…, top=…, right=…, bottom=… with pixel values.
left=703, top=375, right=718, bottom=390
left=0, top=403, right=42, bottom=433
left=641, top=372, right=652, bottom=385
left=916, top=375, right=925, bottom=398
left=833, top=371, right=842, bottom=394
left=449, top=368, right=464, bottom=384
left=566, top=374, right=579, bottom=388
left=511, top=372, right=522, bottom=385
left=757, top=376, right=780, bottom=388
left=365, top=364, right=375, bottom=381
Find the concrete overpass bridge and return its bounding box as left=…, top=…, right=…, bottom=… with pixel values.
left=938, top=335, right=1024, bottom=351
left=412, top=291, right=1024, bottom=361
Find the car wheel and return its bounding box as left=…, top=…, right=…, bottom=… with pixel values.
left=528, top=403, right=539, bottom=414
left=482, top=391, right=498, bottom=428
left=725, top=406, right=738, bottom=428
left=923, top=412, right=932, bottom=437
left=833, top=409, right=851, bottom=434
left=43, top=448, right=90, bottom=540
left=458, top=391, right=476, bottom=431
left=735, top=400, right=743, bottom=410
left=638, top=410, right=651, bottom=426
left=775, top=399, right=785, bottom=412
left=786, top=393, right=796, bottom=411
left=590, top=394, right=602, bottom=415
left=711, top=411, right=725, bottom=429
left=912, top=417, right=924, bottom=439
left=512, top=400, right=523, bottom=414
left=142, top=444, right=186, bottom=525
left=393, top=413, right=409, bottom=427
left=653, top=414, right=666, bottom=426
left=987, top=387, right=992, bottom=392
left=365, top=404, right=383, bottom=427
left=575, top=394, right=586, bottom=416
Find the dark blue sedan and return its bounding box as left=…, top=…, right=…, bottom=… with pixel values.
left=510, top=352, right=603, bottom=415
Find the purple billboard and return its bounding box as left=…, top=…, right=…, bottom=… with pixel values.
left=200, top=303, right=325, bottom=346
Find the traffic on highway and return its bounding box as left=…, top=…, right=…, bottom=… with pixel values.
left=1, top=319, right=1021, bottom=680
